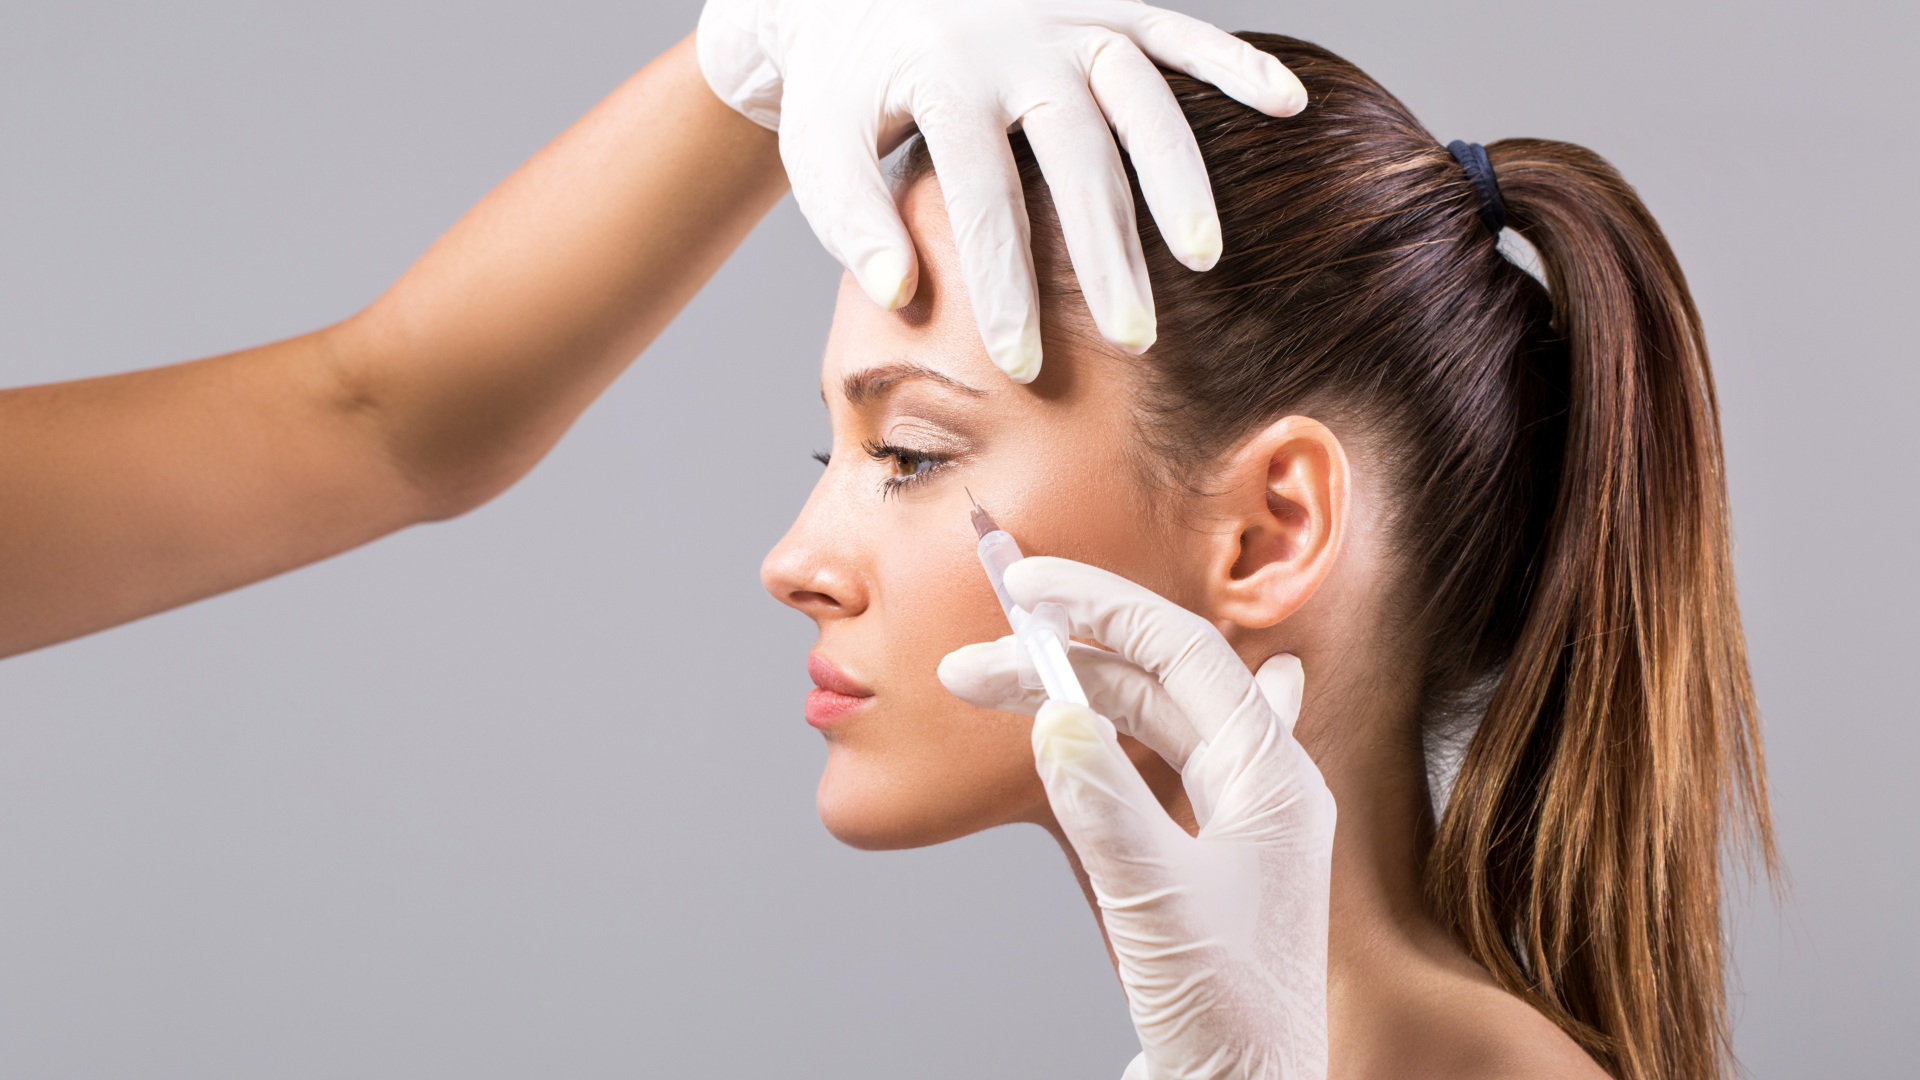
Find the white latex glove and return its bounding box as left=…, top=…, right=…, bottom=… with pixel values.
left=938, top=556, right=1335, bottom=1080
left=696, top=0, right=1307, bottom=382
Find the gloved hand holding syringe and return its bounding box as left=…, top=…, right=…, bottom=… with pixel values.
left=951, top=501, right=1336, bottom=1080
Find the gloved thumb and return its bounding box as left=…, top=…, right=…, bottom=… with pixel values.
left=1032, top=700, right=1186, bottom=887
left=1252, top=652, right=1305, bottom=734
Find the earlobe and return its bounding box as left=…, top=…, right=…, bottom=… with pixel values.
left=1209, top=417, right=1348, bottom=629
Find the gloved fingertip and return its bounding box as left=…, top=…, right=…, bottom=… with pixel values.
left=1254, top=652, right=1306, bottom=723
left=942, top=639, right=1004, bottom=662
left=1106, top=301, right=1157, bottom=354
left=937, top=638, right=1010, bottom=684
left=1262, top=61, right=1309, bottom=117
left=936, top=641, right=991, bottom=678
left=1219, top=48, right=1309, bottom=117
left=1170, top=212, right=1223, bottom=272
left=1000, top=556, right=1038, bottom=598
left=855, top=248, right=917, bottom=311
left=989, top=321, right=1044, bottom=383
left=999, top=556, right=1060, bottom=609
left=1032, top=700, right=1108, bottom=764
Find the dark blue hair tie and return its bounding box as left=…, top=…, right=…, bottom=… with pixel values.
left=1447, top=140, right=1506, bottom=235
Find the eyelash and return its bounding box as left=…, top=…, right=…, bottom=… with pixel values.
left=864, top=439, right=951, bottom=497
left=809, top=443, right=954, bottom=497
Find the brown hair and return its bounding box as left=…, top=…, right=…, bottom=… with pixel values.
left=903, top=32, right=1773, bottom=1080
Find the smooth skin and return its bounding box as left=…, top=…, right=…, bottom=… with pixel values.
left=0, top=34, right=785, bottom=660
left=763, top=176, right=1608, bottom=1079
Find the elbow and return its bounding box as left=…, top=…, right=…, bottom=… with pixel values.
left=374, top=403, right=545, bottom=525
left=411, top=459, right=530, bottom=523
left=315, top=315, right=537, bottom=529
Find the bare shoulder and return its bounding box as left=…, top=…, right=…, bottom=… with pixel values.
left=1418, top=977, right=1611, bottom=1080
left=1336, top=944, right=1612, bottom=1080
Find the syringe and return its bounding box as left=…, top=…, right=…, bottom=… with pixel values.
left=971, top=503, right=1088, bottom=706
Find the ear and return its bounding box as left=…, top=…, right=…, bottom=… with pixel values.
left=1202, top=415, right=1348, bottom=629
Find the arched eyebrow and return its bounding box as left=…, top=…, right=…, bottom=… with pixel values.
left=840, top=362, right=986, bottom=407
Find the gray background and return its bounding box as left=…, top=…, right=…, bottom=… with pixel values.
left=0, top=0, right=1911, bottom=1076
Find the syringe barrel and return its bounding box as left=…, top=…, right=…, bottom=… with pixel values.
left=975, top=526, right=1089, bottom=705
left=976, top=530, right=1024, bottom=620
left=1019, top=601, right=1088, bottom=706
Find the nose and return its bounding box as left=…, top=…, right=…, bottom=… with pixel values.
left=762, top=499, right=870, bottom=624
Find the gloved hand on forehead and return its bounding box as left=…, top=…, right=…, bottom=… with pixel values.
left=939, top=556, right=1336, bottom=1080
left=696, top=0, right=1307, bottom=383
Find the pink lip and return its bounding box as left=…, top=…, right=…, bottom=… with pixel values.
left=805, top=654, right=874, bottom=728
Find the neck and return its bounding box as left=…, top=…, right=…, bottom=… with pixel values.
left=1294, top=660, right=1461, bottom=994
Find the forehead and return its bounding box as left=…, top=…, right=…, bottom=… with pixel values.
left=819, top=176, right=1125, bottom=423
left=819, top=179, right=1006, bottom=400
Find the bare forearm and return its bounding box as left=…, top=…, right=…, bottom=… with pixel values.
left=0, top=34, right=785, bottom=658
left=333, top=34, right=787, bottom=516
left=0, top=337, right=398, bottom=657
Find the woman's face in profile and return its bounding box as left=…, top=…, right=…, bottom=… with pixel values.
left=762, top=179, right=1205, bottom=849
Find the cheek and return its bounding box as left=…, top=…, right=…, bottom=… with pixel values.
left=873, top=522, right=996, bottom=661
left=813, top=494, right=1050, bottom=850
left=984, top=439, right=1193, bottom=604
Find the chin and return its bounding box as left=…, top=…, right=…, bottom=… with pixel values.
left=813, top=751, right=1037, bottom=851
left=814, top=763, right=952, bottom=851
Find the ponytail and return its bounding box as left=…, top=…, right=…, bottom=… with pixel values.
left=1428, top=140, right=1776, bottom=1080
